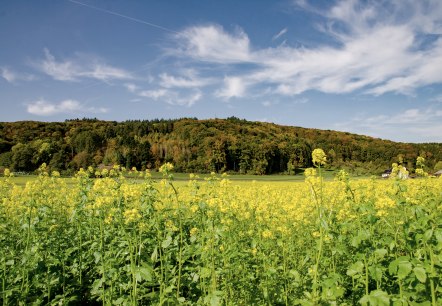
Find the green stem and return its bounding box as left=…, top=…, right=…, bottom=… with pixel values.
left=21, top=200, right=34, bottom=296
left=131, top=241, right=137, bottom=305
left=3, top=256, right=7, bottom=306
left=312, top=164, right=325, bottom=302
left=429, top=247, right=436, bottom=306
left=364, top=256, right=369, bottom=296
left=312, top=229, right=324, bottom=301
left=158, top=234, right=165, bottom=305
left=47, top=263, right=51, bottom=302
left=171, top=182, right=183, bottom=301
left=100, top=218, right=106, bottom=305
left=210, top=221, right=217, bottom=293
left=283, top=243, right=289, bottom=306
left=78, top=222, right=83, bottom=287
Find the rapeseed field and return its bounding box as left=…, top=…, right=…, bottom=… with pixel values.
left=1, top=154, right=441, bottom=305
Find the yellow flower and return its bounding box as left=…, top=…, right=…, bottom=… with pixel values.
left=3, top=168, right=11, bottom=177
left=261, top=229, right=273, bottom=239
left=416, top=156, right=425, bottom=168
left=415, top=168, right=428, bottom=177
left=312, top=231, right=320, bottom=238
left=190, top=227, right=198, bottom=236
left=312, top=148, right=327, bottom=166
left=123, top=208, right=141, bottom=224
left=251, top=248, right=257, bottom=256
left=159, top=162, right=174, bottom=174
left=165, top=219, right=178, bottom=232
left=304, top=168, right=317, bottom=177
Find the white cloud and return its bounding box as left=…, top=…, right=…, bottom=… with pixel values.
left=138, top=89, right=168, bottom=99
left=87, top=64, right=132, bottom=81
left=170, top=1, right=442, bottom=97
left=35, top=49, right=133, bottom=82
left=256, top=117, right=271, bottom=123
left=262, top=101, right=274, bottom=107
left=124, top=83, right=139, bottom=93
left=137, top=88, right=201, bottom=107
left=27, top=99, right=108, bottom=116
left=174, top=25, right=251, bottom=63
left=1, top=67, right=36, bottom=83
left=215, top=77, right=247, bottom=99
left=431, top=94, right=442, bottom=103
left=176, top=90, right=202, bottom=107
left=292, top=97, right=309, bottom=104
left=1, top=67, right=18, bottom=83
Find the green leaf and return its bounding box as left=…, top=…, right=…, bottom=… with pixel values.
left=137, top=266, right=153, bottom=282
left=423, top=229, right=433, bottom=242
left=434, top=229, right=442, bottom=244
left=5, top=260, right=14, bottom=266
left=369, top=265, right=383, bottom=282
left=374, top=248, right=388, bottom=259
left=289, top=269, right=301, bottom=282
left=413, top=266, right=427, bottom=283
left=210, top=295, right=221, bottom=306
left=93, top=251, right=101, bottom=264
left=359, top=290, right=390, bottom=305
left=177, top=297, right=186, bottom=303
left=91, top=278, right=103, bottom=294
left=151, top=247, right=158, bottom=262
left=200, top=267, right=211, bottom=278
left=397, top=261, right=412, bottom=279
left=114, top=297, right=125, bottom=305
left=161, top=235, right=172, bottom=248
left=347, top=261, right=364, bottom=277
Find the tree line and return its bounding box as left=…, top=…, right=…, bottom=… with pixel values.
left=0, top=117, right=441, bottom=175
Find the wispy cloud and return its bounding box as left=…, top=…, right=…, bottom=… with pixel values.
left=431, top=94, right=442, bottom=103
left=215, top=77, right=247, bottom=99
left=0, top=67, right=36, bottom=83
left=34, top=49, right=134, bottom=82
left=27, top=99, right=108, bottom=116
left=124, top=83, right=139, bottom=93
left=335, top=105, right=442, bottom=142
left=262, top=100, right=277, bottom=107
left=167, top=0, right=442, bottom=98
left=138, top=89, right=168, bottom=100
left=134, top=87, right=201, bottom=107
left=272, top=28, right=288, bottom=40
left=159, top=70, right=214, bottom=88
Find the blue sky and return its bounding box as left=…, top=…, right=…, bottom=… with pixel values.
left=1, top=0, right=442, bottom=143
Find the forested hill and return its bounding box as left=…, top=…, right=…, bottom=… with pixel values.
left=0, top=117, right=441, bottom=175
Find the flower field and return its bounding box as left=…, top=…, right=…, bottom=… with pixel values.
left=1, top=163, right=442, bottom=305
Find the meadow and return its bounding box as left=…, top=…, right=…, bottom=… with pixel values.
left=0, top=156, right=441, bottom=305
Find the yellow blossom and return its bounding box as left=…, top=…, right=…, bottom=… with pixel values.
left=312, top=148, right=327, bottom=166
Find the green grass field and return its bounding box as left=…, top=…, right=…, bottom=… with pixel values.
left=1, top=169, right=345, bottom=186
left=1, top=168, right=373, bottom=188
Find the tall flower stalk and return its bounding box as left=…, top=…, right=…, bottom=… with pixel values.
left=310, top=148, right=327, bottom=302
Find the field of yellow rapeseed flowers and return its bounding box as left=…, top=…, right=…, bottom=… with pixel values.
left=1, top=158, right=442, bottom=305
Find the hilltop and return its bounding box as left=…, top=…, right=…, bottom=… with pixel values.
left=0, top=118, right=441, bottom=175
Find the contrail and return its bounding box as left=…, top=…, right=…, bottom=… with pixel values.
left=67, top=0, right=179, bottom=34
